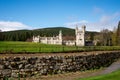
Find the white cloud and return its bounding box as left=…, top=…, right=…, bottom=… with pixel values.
left=0, top=21, right=32, bottom=31
left=93, top=7, right=104, bottom=14
left=65, top=20, right=88, bottom=27
left=100, top=15, right=111, bottom=23
left=64, top=12, right=120, bottom=32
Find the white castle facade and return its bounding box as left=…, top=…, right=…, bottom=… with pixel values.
left=33, top=25, right=86, bottom=46
left=33, top=30, right=62, bottom=45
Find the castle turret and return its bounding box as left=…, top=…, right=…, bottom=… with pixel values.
left=82, top=25, right=86, bottom=33
left=59, top=30, right=62, bottom=44
left=76, top=25, right=86, bottom=46
left=59, top=30, right=62, bottom=39
left=75, top=25, right=78, bottom=35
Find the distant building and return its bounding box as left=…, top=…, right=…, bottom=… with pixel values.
left=33, top=25, right=86, bottom=46
left=33, top=30, right=62, bottom=45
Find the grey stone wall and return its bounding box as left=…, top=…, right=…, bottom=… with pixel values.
left=0, top=51, right=120, bottom=78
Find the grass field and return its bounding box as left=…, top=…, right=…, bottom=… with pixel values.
left=0, top=41, right=120, bottom=53
left=78, top=69, right=120, bottom=80
left=0, top=41, right=77, bottom=53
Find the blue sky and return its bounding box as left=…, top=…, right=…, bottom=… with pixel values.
left=0, top=0, right=120, bottom=31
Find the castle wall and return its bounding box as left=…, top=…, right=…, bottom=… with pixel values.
left=40, top=37, right=62, bottom=45
left=63, top=40, right=75, bottom=46
left=32, top=36, right=39, bottom=43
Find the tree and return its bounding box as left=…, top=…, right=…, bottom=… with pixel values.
left=89, top=33, right=94, bottom=41
left=112, top=21, right=120, bottom=46
left=0, top=30, right=3, bottom=41
left=117, top=21, right=120, bottom=45
left=100, top=29, right=112, bottom=46
left=112, top=27, right=118, bottom=46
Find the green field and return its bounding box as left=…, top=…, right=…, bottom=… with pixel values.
left=0, top=41, right=120, bottom=53
left=0, top=41, right=77, bottom=53
left=78, top=69, right=120, bottom=80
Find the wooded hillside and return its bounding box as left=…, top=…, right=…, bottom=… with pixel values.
left=0, top=27, right=98, bottom=41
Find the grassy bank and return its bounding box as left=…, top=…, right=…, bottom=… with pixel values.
left=78, top=69, right=120, bottom=80
left=0, top=41, right=120, bottom=53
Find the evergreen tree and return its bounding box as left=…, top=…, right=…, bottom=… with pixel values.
left=117, top=21, right=120, bottom=45
left=0, top=30, right=3, bottom=41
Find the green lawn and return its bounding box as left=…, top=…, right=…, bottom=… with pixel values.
left=0, top=41, right=120, bottom=53
left=0, top=41, right=77, bottom=53
left=78, top=69, right=120, bottom=80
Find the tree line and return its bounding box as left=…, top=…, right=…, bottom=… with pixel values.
left=94, top=21, right=120, bottom=46
left=0, top=27, right=75, bottom=41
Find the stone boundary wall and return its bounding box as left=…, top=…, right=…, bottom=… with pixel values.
left=0, top=51, right=120, bottom=78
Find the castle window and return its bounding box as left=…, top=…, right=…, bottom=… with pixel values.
left=47, top=37, right=51, bottom=40
left=53, top=37, right=57, bottom=40
left=41, top=38, right=46, bottom=40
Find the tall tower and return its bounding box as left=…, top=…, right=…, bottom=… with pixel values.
left=76, top=25, right=86, bottom=46
left=59, top=30, right=62, bottom=44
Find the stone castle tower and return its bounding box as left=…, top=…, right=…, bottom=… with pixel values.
left=75, top=25, right=86, bottom=46
left=58, top=30, right=62, bottom=45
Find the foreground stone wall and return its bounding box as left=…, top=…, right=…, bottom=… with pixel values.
left=0, top=51, right=120, bottom=78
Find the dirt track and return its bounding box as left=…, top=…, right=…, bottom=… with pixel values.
left=0, top=51, right=120, bottom=58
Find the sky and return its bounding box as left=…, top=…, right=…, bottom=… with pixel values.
left=0, top=0, right=120, bottom=32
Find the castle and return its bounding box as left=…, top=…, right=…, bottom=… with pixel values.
left=33, top=25, right=86, bottom=46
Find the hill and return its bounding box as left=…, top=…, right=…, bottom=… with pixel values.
left=33, top=27, right=75, bottom=36
left=0, top=27, right=99, bottom=41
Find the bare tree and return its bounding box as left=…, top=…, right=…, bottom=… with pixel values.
left=94, top=29, right=112, bottom=46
